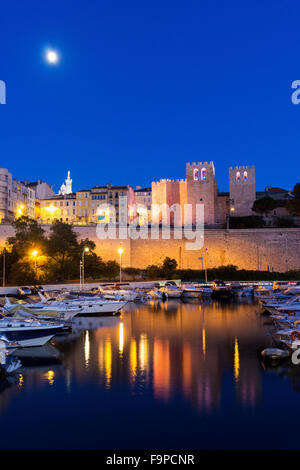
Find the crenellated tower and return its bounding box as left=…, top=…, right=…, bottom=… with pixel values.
left=186, top=161, right=217, bottom=225
left=229, top=165, right=255, bottom=217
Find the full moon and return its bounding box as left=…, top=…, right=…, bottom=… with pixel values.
left=46, top=50, right=59, bottom=64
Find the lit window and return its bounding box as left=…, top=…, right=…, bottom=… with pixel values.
left=193, top=169, right=199, bottom=181
left=236, top=171, right=241, bottom=181
left=201, top=168, right=207, bottom=181
left=243, top=171, right=248, bottom=181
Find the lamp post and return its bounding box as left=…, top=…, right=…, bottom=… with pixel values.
left=81, top=247, right=89, bottom=290
left=118, top=247, right=124, bottom=283
left=204, top=248, right=208, bottom=283
left=2, top=249, right=5, bottom=288
left=31, top=250, right=38, bottom=276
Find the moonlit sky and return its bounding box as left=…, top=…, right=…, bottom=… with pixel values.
left=1, top=0, right=300, bottom=193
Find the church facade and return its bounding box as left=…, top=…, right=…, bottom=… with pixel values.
left=152, top=162, right=256, bottom=226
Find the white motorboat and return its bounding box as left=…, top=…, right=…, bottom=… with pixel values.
left=146, top=288, right=163, bottom=300
left=97, top=286, right=140, bottom=302
left=0, top=317, right=64, bottom=348
left=189, top=283, right=213, bottom=297
left=265, top=295, right=300, bottom=315
left=182, top=283, right=203, bottom=298
left=159, top=284, right=183, bottom=298
left=4, top=294, right=127, bottom=318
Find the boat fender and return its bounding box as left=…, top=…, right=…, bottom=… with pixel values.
left=291, top=331, right=300, bottom=342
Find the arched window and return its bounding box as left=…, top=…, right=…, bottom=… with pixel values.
left=236, top=171, right=241, bottom=181
left=201, top=168, right=207, bottom=181
left=193, top=168, right=199, bottom=181
left=243, top=171, right=248, bottom=181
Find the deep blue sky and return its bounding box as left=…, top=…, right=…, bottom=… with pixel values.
left=1, top=0, right=300, bottom=193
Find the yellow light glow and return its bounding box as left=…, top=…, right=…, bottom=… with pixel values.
left=45, top=203, right=58, bottom=214
left=84, top=331, right=90, bottom=367
left=119, top=322, right=124, bottom=355
left=118, top=247, right=124, bottom=255
left=130, top=338, right=137, bottom=379
left=202, top=328, right=206, bottom=358
left=230, top=207, right=235, bottom=212
left=84, top=247, right=89, bottom=252
left=31, top=250, right=38, bottom=257
left=234, top=336, right=240, bottom=383
left=139, top=334, right=148, bottom=372
left=16, top=204, right=25, bottom=217
left=18, top=373, right=24, bottom=387
left=104, top=339, right=112, bottom=388
left=45, top=370, right=55, bottom=386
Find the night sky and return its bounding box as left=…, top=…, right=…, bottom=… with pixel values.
left=1, top=0, right=300, bottom=193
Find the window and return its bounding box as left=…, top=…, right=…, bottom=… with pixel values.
left=236, top=171, right=241, bottom=181
left=243, top=171, right=248, bottom=181
left=193, top=168, right=199, bottom=181
left=201, top=168, right=207, bottom=181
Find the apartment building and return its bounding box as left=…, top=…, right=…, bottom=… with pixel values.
left=134, top=187, right=152, bottom=225
left=77, top=184, right=135, bottom=224
left=0, top=168, right=35, bottom=222
left=38, top=193, right=77, bottom=224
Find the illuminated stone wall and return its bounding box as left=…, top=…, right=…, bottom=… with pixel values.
left=0, top=224, right=299, bottom=272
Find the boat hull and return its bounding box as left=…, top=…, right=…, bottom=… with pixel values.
left=0, top=326, right=63, bottom=348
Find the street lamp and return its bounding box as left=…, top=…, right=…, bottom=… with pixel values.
left=203, top=248, right=208, bottom=283
left=2, top=248, right=5, bottom=288
left=81, top=247, right=90, bottom=290
left=118, top=247, right=124, bottom=283
left=31, top=250, right=38, bottom=276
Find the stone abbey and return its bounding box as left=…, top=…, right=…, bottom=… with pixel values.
left=152, top=162, right=256, bottom=226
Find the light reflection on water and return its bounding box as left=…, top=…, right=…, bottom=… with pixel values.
left=0, top=298, right=300, bottom=449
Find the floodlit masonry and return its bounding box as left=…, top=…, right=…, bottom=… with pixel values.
left=152, top=162, right=257, bottom=226
left=0, top=224, right=299, bottom=272
left=0, top=164, right=292, bottom=225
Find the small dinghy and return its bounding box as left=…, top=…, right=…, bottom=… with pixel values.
left=261, top=348, right=290, bottom=365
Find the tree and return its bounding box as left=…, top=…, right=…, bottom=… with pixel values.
left=144, top=264, right=163, bottom=280
left=6, top=216, right=47, bottom=284
left=162, top=257, right=178, bottom=278
left=7, top=216, right=46, bottom=259
left=252, top=197, right=277, bottom=215
left=47, top=221, right=81, bottom=281
left=286, top=183, right=300, bottom=215
left=104, top=260, right=120, bottom=280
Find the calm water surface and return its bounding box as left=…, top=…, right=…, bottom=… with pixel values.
left=0, top=298, right=299, bottom=449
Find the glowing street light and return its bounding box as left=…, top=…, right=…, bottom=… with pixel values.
left=80, top=247, right=90, bottom=290
left=2, top=248, right=6, bottom=288
left=118, top=247, right=124, bottom=283
left=16, top=204, right=25, bottom=217
left=31, top=250, right=38, bottom=275
left=45, top=204, right=58, bottom=215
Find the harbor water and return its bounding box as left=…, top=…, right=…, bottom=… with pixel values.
left=0, top=298, right=299, bottom=450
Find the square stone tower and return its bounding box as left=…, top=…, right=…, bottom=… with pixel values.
left=229, top=166, right=256, bottom=217
left=186, top=161, right=217, bottom=225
